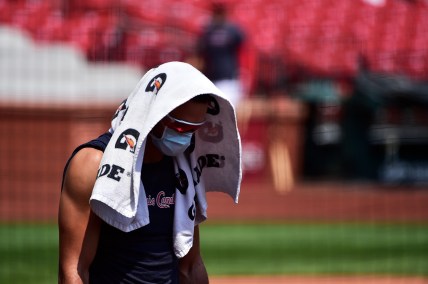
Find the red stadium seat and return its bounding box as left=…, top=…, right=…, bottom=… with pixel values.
left=0, top=0, right=13, bottom=23
left=123, top=0, right=167, bottom=26
left=69, top=0, right=119, bottom=11
left=8, top=1, right=51, bottom=35
left=33, top=10, right=65, bottom=42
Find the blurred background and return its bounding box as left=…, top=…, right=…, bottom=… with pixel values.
left=1, top=0, right=428, bottom=283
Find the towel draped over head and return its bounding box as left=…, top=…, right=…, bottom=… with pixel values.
left=89, top=61, right=242, bottom=258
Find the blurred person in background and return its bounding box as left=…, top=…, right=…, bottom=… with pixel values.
left=58, top=62, right=241, bottom=283
left=195, top=1, right=246, bottom=108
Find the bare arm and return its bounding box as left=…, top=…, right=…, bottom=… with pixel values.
left=58, top=148, right=103, bottom=284
left=179, top=225, right=209, bottom=284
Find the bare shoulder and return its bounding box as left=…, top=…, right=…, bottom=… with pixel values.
left=62, top=147, right=103, bottom=203
left=59, top=147, right=104, bottom=282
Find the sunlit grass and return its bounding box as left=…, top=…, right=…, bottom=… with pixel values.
left=201, top=222, right=428, bottom=276
left=1, top=222, right=427, bottom=284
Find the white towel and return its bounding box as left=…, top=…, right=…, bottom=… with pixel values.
left=89, top=61, right=242, bottom=258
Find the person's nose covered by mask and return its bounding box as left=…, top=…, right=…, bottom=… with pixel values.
left=150, top=113, right=205, bottom=156
left=150, top=127, right=193, bottom=156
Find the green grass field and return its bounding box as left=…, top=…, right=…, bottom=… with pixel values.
left=1, top=222, right=427, bottom=284
left=201, top=222, right=428, bottom=276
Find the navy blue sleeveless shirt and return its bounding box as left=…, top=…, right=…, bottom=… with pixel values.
left=63, top=132, right=179, bottom=283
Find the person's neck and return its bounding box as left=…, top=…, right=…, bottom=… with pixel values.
left=143, top=136, right=164, bottom=164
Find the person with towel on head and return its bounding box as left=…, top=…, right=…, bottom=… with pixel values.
left=58, top=61, right=242, bottom=283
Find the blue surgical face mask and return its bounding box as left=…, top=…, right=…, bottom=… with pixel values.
left=150, top=127, right=193, bottom=156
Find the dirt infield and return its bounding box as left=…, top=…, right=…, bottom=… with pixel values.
left=210, top=275, right=428, bottom=284
left=206, top=179, right=428, bottom=222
